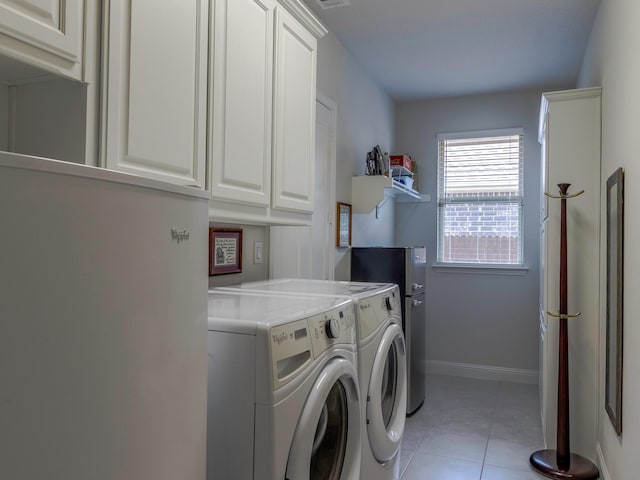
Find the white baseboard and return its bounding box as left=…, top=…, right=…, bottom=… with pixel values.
left=426, top=360, right=538, bottom=384
left=596, top=442, right=611, bottom=480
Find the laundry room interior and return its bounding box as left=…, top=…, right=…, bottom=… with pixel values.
left=1, top=0, right=638, bottom=480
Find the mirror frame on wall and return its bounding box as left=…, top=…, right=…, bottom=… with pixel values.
left=605, top=167, right=624, bottom=436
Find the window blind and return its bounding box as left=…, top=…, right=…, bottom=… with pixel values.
left=439, top=134, right=523, bottom=198
left=437, top=131, right=524, bottom=265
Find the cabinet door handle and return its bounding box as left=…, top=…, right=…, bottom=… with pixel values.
left=412, top=299, right=423, bottom=307
left=412, top=283, right=424, bottom=291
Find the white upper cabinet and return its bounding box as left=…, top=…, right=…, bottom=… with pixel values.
left=208, top=0, right=326, bottom=225
left=102, top=0, right=208, bottom=188
left=271, top=5, right=316, bottom=212
left=209, top=0, right=275, bottom=206
left=0, top=0, right=84, bottom=80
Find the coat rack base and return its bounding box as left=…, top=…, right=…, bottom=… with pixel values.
left=530, top=449, right=599, bottom=479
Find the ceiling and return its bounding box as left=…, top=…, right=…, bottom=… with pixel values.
left=303, top=0, right=601, bottom=101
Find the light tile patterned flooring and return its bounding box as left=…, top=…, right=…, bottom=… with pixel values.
left=399, top=375, right=546, bottom=480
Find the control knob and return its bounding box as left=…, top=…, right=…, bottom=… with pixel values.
left=385, top=297, right=392, bottom=310
left=325, top=318, right=340, bottom=339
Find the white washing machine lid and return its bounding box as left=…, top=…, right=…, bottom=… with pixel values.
left=207, top=289, right=351, bottom=334
left=286, top=357, right=362, bottom=480
left=366, top=323, right=407, bottom=463
left=218, top=278, right=396, bottom=301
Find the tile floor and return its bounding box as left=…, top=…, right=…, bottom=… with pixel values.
left=399, top=375, right=545, bottom=480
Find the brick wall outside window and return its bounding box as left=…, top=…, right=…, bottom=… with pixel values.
left=441, top=201, right=520, bottom=263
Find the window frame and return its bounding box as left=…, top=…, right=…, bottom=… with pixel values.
left=436, top=128, right=525, bottom=269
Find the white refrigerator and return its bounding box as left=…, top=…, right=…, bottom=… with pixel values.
left=0, top=152, right=210, bottom=480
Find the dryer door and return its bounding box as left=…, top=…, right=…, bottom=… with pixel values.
left=366, top=323, right=407, bottom=463
left=286, top=357, right=361, bottom=480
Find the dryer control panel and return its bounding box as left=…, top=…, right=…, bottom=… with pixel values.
left=357, top=286, right=401, bottom=341
left=307, top=304, right=356, bottom=359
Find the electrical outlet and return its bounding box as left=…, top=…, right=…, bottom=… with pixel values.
left=254, top=242, right=263, bottom=264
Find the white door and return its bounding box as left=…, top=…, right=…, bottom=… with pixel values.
left=269, top=97, right=336, bottom=279
left=366, top=324, right=407, bottom=463
left=286, top=358, right=361, bottom=480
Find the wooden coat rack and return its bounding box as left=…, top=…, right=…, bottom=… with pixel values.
left=530, top=183, right=599, bottom=479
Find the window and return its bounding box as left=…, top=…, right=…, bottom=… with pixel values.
left=437, top=129, right=524, bottom=265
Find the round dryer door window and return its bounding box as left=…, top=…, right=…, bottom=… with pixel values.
left=366, top=323, right=407, bottom=464
left=286, top=358, right=361, bottom=480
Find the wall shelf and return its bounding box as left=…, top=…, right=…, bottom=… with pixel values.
left=351, top=175, right=421, bottom=213
left=389, top=165, right=414, bottom=177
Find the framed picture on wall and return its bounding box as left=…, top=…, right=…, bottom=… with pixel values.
left=209, top=228, right=243, bottom=276
left=337, top=202, right=352, bottom=247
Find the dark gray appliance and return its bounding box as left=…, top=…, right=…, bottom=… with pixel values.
left=351, top=247, right=426, bottom=415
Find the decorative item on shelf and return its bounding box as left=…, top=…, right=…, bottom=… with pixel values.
left=605, top=167, right=624, bottom=436
left=365, top=145, right=385, bottom=175
left=388, top=153, right=418, bottom=192
left=336, top=202, right=352, bottom=247
left=209, top=228, right=243, bottom=276
left=530, top=183, right=599, bottom=480
left=389, top=154, right=413, bottom=172
left=395, top=176, right=414, bottom=190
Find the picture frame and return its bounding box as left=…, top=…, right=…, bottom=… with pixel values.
left=209, top=228, right=243, bottom=276
left=605, top=167, right=624, bottom=436
left=336, top=202, right=352, bottom=247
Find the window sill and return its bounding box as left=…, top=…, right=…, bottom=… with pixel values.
left=432, top=263, right=529, bottom=275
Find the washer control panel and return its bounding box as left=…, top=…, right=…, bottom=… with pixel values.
left=269, top=302, right=356, bottom=391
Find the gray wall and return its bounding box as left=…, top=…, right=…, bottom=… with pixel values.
left=0, top=83, right=7, bottom=150
left=577, top=1, right=640, bottom=477
left=0, top=79, right=89, bottom=163
left=314, top=28, right=395, bottom=279
left=11, top=80, right=88, bottom=163
left=394, top=88, right=568, bottom=375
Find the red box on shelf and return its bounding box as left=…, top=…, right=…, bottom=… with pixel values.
left=389, top=154, right=412, bottom=171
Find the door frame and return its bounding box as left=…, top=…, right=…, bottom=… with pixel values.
left=316, top=93, right=337, bottom=279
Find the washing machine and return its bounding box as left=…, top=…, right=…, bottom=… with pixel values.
left=219, top=279, right=407, bottom=480
left=206, top=288, right=361, bottom=480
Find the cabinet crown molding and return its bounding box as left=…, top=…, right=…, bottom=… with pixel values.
left=539, top=86, right=602, bottom=142
left=278, top=0, right=328, bottom=39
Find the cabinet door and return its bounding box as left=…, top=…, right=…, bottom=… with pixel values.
left=0, top=0, right=83, bottom=79
left=209, top=0, right=275, bottom=206
left=272, top=6, right=317, bottom=213
left=103, top=0, right=207, bottom=188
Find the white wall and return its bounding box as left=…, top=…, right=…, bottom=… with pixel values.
left=394, top=88, right=568, bottom=376
left=314, top=29, right=395, bottom=279
left=578, top=1, right=640, bottom=478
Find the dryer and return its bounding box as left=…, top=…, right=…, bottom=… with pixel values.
left=219, top=279, right=407, bottom=480
left=206, top=289, right=361, bottom=480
